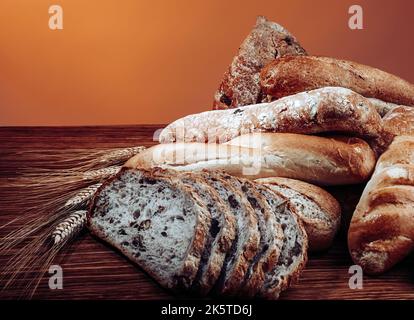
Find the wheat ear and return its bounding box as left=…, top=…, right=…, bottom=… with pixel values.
left=98, top=146, right=146, bottom=164
left=83, top=165, right=122, bottom=180
left=51, top=210, right=87, bottom=245
left=64, top=183, right=102, bottom=208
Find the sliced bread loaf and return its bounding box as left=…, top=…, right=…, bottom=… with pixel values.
left=222, top=174, right=284, bottom=297
left=201, top=170, right=260, bottom=296
left=256, top=177, right=341, bottom=251
left=177, top=171, right=237, bottom=295
left=87, top=168, right=211, bottom=290
left=254, top=185, right=308, bottom=299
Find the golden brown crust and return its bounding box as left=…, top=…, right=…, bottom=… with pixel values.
left=260, top=56, right=414, bottom=106
left=125, top=133, right=376, bottom=186
left=348, top=136, right=414, bottom=274
left=383, top=106, right=414, bottom=137
left=213, top=16, right=306, bottom=110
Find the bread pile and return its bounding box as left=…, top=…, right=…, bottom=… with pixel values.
left=89, top=167, right=342, bottom=298
left=88, top=16, right=414, bottom=298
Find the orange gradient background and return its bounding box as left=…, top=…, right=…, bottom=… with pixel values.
left=0, top=0, right=413, bottom=125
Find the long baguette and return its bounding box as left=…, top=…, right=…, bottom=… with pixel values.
left=260, top=56, right=414, bottom=107
left=348, top=135, right=414, bottom=274
left=159, top=87, right=388, bottom=154
left=125, top=133, right=376, bottom=186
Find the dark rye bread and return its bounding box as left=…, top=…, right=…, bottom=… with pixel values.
left=87, top=168, right=211, bottom=291
left=222, top=175, right=284, bottom=297
left=201, top=170, right=260, bottom=296
left=177, top=171, right=237, bottom=295
left=255, top=185, right=308, bottom=299
left=213, top=16, right=306, bottom=110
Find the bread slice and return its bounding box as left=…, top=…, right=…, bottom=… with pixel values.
left=256, top=177, right=341, bottom=251
left=254, top=185, right=308, bottom=299
left=222, top=174, right=284, bottom=297
left=201, top=170, right=260, bottom=296
left=177, top=171, right=237, bottom=295
left=87, top=168, right=211, bottom=291
left=213, top=16, right=306, bottom=110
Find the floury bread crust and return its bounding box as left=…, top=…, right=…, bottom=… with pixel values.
left=159, top=87, right=389, bottom=154
left=348, top=136, right=414, bottom=274
left=125, top=132, right=376, bottom=186
left=256, top=177, right=341, bottom=251
left=260, top=56, right=414, bottom=107
left=213, top=16, right=306, bottom=110
left=87, top=168, right=211, bottom=290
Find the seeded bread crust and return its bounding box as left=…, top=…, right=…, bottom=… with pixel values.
left=256, top=177, right=341, bottom=251
left=177, top=171, right=237, bottom=295
left=231, top=177, right=284, bottom=297
left=213, top=16, right=306, bottom=110
left=202, top=170, right=260, bottom=296
left=87, top=167, right=211, bottom=291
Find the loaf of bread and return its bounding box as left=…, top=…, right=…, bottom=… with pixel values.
left=88, top=167, right=308, bottom=299
left=160, top=87, right=388, bottom=154
left=213, top=16, right=306, bottom=110
left=383, top=106, right=414, bottom=137
left=88, top=168, right=212, bottom=290
left=260, top=56, right=414, bottom=107
left=348, top=136, right=414, bottom=274
left=126, top=132, right=376, bottom=185
left=256, top=177, right=341, bottom=252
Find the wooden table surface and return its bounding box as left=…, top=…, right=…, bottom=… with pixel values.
left=0, top=125, right=413, bottom=300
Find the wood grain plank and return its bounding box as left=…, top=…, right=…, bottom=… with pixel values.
left=0, top=126, right=413, bottom=300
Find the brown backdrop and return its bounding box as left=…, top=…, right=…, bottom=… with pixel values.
left=0, top=0, right=413, bottom=125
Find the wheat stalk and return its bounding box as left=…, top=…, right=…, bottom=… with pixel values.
left=83, top=165, right=122, bottom=180
left=98, top=146, right=146, bottom=164
left=64, top=183, right=102, bottom=208
left=51, top=210, right=87, bottom=245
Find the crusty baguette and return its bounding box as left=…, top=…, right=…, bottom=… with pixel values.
left=348, top=135, right=414, bottom=274
left=260, top=56, right=414, bottom=107
left=255, top=177, right=341, bottom=251
left=383, top=106, right=414, bottom=137
left=125, top=133, right=376, bottom=186
left=160, top=87, right=389, bottom=154
left=213, top=16, right=306, bottom=110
